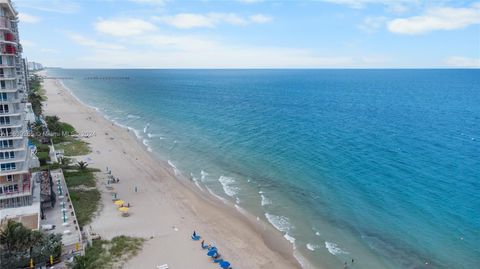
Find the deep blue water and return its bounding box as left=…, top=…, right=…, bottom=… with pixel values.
left=48, top=69, right=480, bottom=269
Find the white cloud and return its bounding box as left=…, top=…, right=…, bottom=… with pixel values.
left=17, top=0, right=80, bottom=14
left=67, top=33, right=125, bottom=50
left=358, top=16, right=387, bottom=33
left=18, top=13, right=41, bottom=23
left=128, top=0, right=168, bottom=4
left=20, top=40, right=37, bottom=47
left=388, top=3, right=480, bottom=34
left=154, top=12, right=273, bottom=29
left=157, top=13, right=216, bottom=29
left=249, top=14, right=273, bottom=23
left=323, top=0, right=411, bottom=9
left=94, top=18, right=157, bottom=37
left=62, top=29, right=389, bottom=68
left=445, top=56, right=480, bottom=67
left=237, top=0, right=263, bottom=3
left=40, top=48, right=58, bottom=53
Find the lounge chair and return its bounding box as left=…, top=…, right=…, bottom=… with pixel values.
left=191, top=235, right=201, bottom=240
left=191, top=230, right=201, bottom=240
left=157, top=264, right=168, bottom=269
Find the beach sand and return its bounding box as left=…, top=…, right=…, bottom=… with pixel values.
left=40, top=71, right=303, bottom=269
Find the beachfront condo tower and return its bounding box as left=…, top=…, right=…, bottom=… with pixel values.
left=0, top=0, right=33, bottom=209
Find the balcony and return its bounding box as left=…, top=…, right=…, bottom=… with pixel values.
left=0, top=86, right=18, bottom=93
left=1, top=44, right=16, bottom=55
left=0, top=176, right=32, bottom=200
left=0, top=73, right=16, bottom=80
left=0, top=160, right=29, bottom=176
left=0, top=17, right=11, bottom=31
left=0, top=97, right=20, bottom=104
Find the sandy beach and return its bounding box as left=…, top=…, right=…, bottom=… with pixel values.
left=40, top=71, right=303, bottom=269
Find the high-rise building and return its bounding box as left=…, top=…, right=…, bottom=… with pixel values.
left=0, top=0, right=34, bottom=210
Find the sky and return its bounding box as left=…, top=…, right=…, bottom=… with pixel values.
left=15, top=0, right=480, bottom=68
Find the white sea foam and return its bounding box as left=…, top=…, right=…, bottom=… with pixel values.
left=261, top=194, right=272, bottom=206
left=128, top=126, right=142, bottom=140
left=325, top=241, right=349, bottom=255
left=265, top=213, right=293, bottom=233
left=147, top=133, right=160, bottom=138
left=315, top=232, right=321, bottom=236
left=234, top=204, right=249, bottom=216
left=142, top=139, right=153, bottom=152
left=127, top=114, right=140, bottom=119
left=167, top=160, right=181, bottom=176
left=284, top=233, right=296, bottom=244
left=205, top=186, right=228, bottom=203
left=293, top=250, right=316, bottom=269
left=218, top=176, right=239, bottom=197
left=143, top=123, right=150, bottom=133
left=190, top=174, right=204, bottom=191
left=57, top=80, right=100, bottom=112
left=200, top=170, right=208, bottom=181
left=306, top=243, right=320, bottom=251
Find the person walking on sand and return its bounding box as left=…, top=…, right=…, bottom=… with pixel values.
left=135, top=186, right=137, bottom=193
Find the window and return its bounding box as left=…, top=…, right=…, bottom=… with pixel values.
left=4, top=185, right=15, bottom=193
left=0, top=116, right=10, bottom=125
left=0, top=151, right=14, bottom=159
left=0, top=140, right=13, bottom=148
left=6, top=174, right=13, bottom=181
left=0, top=128, right=12, bottom=136
left=0, top=105, right=8, bottom=114
left=0, top=93, right=6, bottom=101
left=0, top=81, right=5, bottom=89
left=1, top=162, right=16, bottom=171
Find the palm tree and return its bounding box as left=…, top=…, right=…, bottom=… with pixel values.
left=77, top=161, right=88, bottom=170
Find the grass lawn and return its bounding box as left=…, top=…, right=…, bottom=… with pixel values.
left=64, top=167, right=101, bottom=226
left=69, top=189, right=100, bottom=227
left=72, top=236, right=145, bottom=269
left=64, top=168, right=99, bottom=188
left=55, top=138, right=90, bottom=156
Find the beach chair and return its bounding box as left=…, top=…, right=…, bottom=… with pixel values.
left=157, top=264, right=169, bottom=269
left=191, top=235, right=201, bottom=240
left=191, top=231, right=201, bottom=240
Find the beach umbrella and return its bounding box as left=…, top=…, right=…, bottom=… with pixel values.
left=220, top=261, right=231, bottom=269
left=118, top=207, right=129, bottom=212
left=207, top=250, right=217, bottom=257
left=114, top=200, right=124, bottom=206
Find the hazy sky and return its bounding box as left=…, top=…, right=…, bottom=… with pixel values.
left=16, top=0, right=480, bottom=68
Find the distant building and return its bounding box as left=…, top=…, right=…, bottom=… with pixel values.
left=27, top=61, right=43, bottom=71
left=0, top=0, right=40, bottom=230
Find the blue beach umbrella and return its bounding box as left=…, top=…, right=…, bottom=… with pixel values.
left=207, top=250, right=217, bottom=257
left=220, top=261, right=231, bottom=268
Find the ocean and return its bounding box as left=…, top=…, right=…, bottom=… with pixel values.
left=46, top=69, right=480, bottom=269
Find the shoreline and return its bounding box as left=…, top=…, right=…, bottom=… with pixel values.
left=40, top=70, right=311, bottom=269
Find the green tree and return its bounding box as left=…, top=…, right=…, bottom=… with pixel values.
left=0, top=220, right=62, bottom=269
left=77, top=161, right=88, bottom=170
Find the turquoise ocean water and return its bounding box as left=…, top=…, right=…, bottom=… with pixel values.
left=47, top=69, right=479, bottom=269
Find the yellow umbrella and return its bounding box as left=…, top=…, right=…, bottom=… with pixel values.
left=114, top=200, right=124, bottom=206
left=118, top=207, right=129, bottom=212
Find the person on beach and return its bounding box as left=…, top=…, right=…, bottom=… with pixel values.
left=135, top=186, right=137, bottom=192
